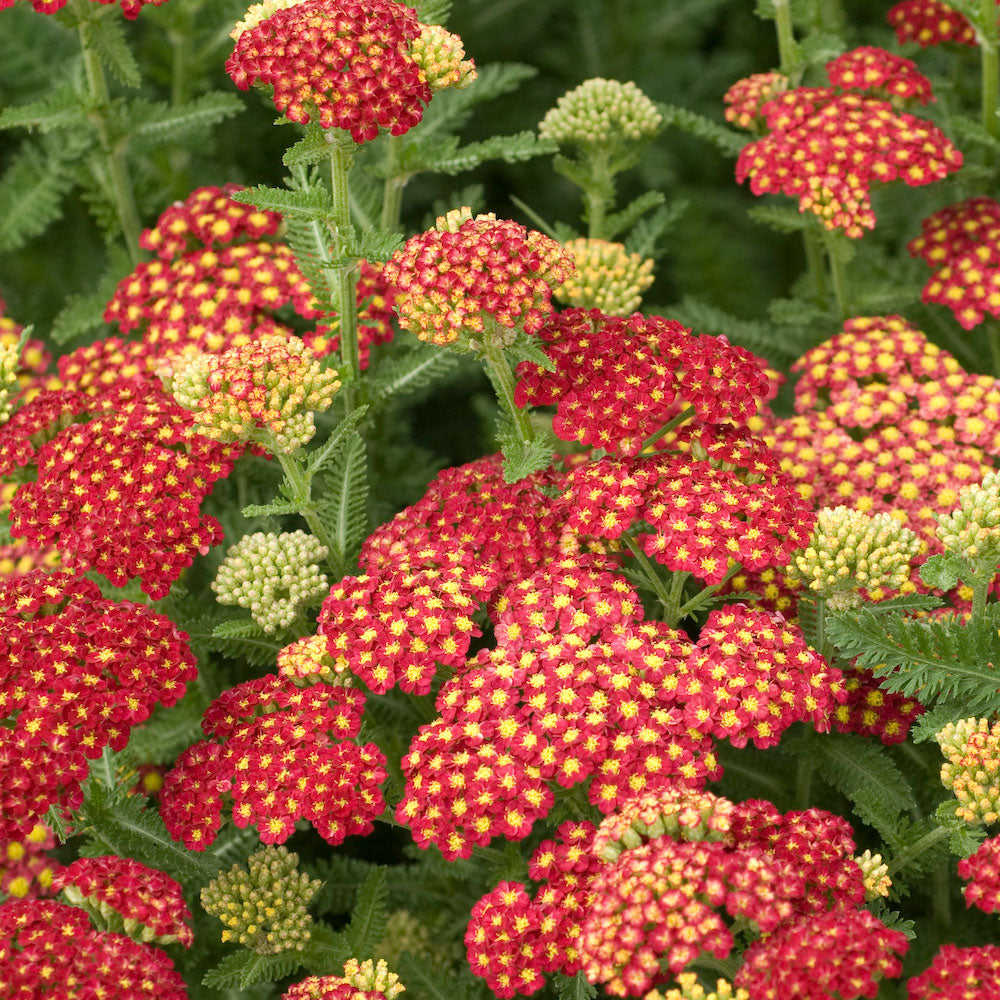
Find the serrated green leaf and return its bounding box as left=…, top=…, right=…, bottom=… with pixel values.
left=951, top=114, right=1000, bottom=155
left=309, top=855, right=380, bottom=914
left=50, top=263, right=122, bottom=344
left=555, top=971, right=598, bottom=1000
left=303, top=405, right=371, bottom=480
left=86, top=12, right=140, bottom=88
left=0, top=83, right=88, bottom=132
left=0, top=138, right=78, bottom=251
left=920, top=552, right=972, bottom=592
left=366, top=343, right=459, bottom=405
left=414, top=0, right=451, bottom=24
left=402, top=131, right=554, bottom=178
left=603, top=190, right=666, bottom=242
left=496, top=430, right=555, bottom=483
left=504, top=333, right=556, bottom=373
left=233, top=183, right=332, bottom=219
left=798, top=31, right=846, bottom=67
left=933, top=799, right=988, bottom=857
left=863, top=594, right=946, bottom=614
left=552, top=152, right=601, bottom=192
left=241, top=498, right=302, bottom=518
left=128, top=92, right=243, bottom=149
left=397, top=951, right=488, bottom=1000
left=202, top=949, right=306, bottom=990
left=911, top=701, right=978, bottom=744
left=416, top=62, right=537, bottom=135
left=624, top=200, right=687, bottom=261
left=344, top=866, right=389, bottom=957
left=658, top=103, right=747, bottom=157
left=281, top=212, right=340, bottom=315
left=353, top=225, right=404, bottom=262
left=211, top=619, right=266, bottom=640
left=316, top=432, right=369, bottom=576
left=748, top=204, right=810, bottom=234
left=283, top=124, right=337, bottom=168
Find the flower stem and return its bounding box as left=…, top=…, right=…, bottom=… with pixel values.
left=481, top=337, right=536, bottom=446
left=275, top=450, right=335, bottom=560
left=327, top=132, right=360, bottom=411
left=824, top=230, right=851, bottom=319
left=886, top=824, right=949, bottom=876
left=621, top=533, right=676, bottom=622
left=675, top=562, right=741, bottom=620
left=73, top=0, right=142, bottom=263
left=803, top=225, right=829, bottom=307
left=583, top=150, right=613, bottom=240
left=771, top=0, right=800, bottom=81
left=980, top=0, right=1000, bottom=139
left=380, top=136, right=408, bottom=231
left=987, top=320, right=1000, bottom=378
left=640, top=404, right=698, bottom=453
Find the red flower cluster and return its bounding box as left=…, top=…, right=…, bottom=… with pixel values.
left=958, top=834, right=1000, bottom=913
left=909, top=196, right=1000, bottom=329
left=383, top=214, right=574, bottom=347
left=680, top=604, right=845, bottom=749
left=558, top=443, right=813, bottom=585
left=0, top=569, right=197, bottom=839
left=52, top=856, right=193, bottom=946
left=0, top=371, right=240, bottom=598
left=226, top=0, right=431, bottom=142
left=160, top=675, right=385, bottom=849
left=832, top=669, right=924, bottom=744
left=514, top=308, right=771, bottom=455
left=723, top=72, right=788, bottom=130
left=907, top=943, right=1000, bottom=998
left=887, top=0, right=982, bottom=47
left=736, top=49, right=961, bottom=237
left=825, top=46, right=934, bottom=105
left=0, top=0, right=167, bottom=17
left=0, top=823, right=61, bottom=900
left=105, top=186, right=316, bottom=359
left=0, top=898, right=188, bottom=999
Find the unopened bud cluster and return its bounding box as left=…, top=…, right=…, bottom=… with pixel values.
left=201, top=845, right=322, bottom=954
left=171, top=334, right=340, bottom=453
left=539, top=78, right=662, bottom=147
left=0, top=336, right=22, bottom=423
left=230, top=0, right=298, bottom=39
left=277, top=634, right=354, bottom=687
left=411, top=23, right=476, bottom=92
left=936, top=472, right=1000, bottom=572
left=646, top=973, right=749, bottom=1000
left=554, top=238, right=655, bottom=315
left=213, top=531, right=329, bottom=633
left=285, top=959, right=405, bottom=1000
left=936, top=717, right=1000, bottom=825
left=855, top=849, right=891, bottom=899
left=787, top=506, right=919, bottom=608
left=593, top=787, right=733, bottom=862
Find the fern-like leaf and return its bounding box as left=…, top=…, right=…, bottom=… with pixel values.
left=624, top=200, right=687, bottom=260
left=308, top=855, right=380, bottom=915
left=343, top=866, right=389, bottom=957
left=397, top=951, right=489, bottom=1000
left=86, top=12, right=140, bottom=88
left=414, top=0, right=451, bottom=24
left=316, top=432, right=369, bottom=577
left=555, top=972, right=598, bottom=1000
left=747, top=204, right=810, bottom=234
left=365, top=344, right=459, bottom=405
left=658, top=103, right=746, bottom=156
left=417, top=63, right=537, bottom=135
left=202, top=950, right=306, bottom=991
left=0, top=83, right=88, bottom=132
left=211, top=619, right=266, bottom=640
left=128, top=93, right=243, bottom=150
left=304, top=405, right=371, bottom=480
left=281, top=212, right=341, bottom=315
left=50, top=250, right=126, bottom=344
left=0, top=137, right=80, bottom=251
left=602, top=190, right=666, bottom=242
left=233, top=183, right=332, bottom=220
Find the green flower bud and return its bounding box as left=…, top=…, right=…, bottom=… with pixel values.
left=201, top=845, right=322, bottom=954
left=786, top=506, right=919, bottom=607
left=936, top=717, right=1000, bottom=826
left=646, top=972, right=748, bottom=1000
left=411, top=23, right=476, bottom=92
left=936, top=472, right=1000, bottom=574
left=213, top=530, right=329, bottom=633
left=554, top=238, right=655, bottom=316
left=854, top=849, right=891, bottom=900
left=539, top=78, right=662, bottom=148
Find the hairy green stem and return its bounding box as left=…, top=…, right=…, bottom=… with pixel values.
left=772, top=0, right=799, bottom=80
left=886, top=825, right=949, bottom=876
left=73, top=0, right=142, bottom=262
left=981, top=0, right=1000, bottom=138
left=379, top=136, right=408, bottom=231
left=640, top=404, right=698, bottom=453
left=803, top=226, right=829, bottom=307
left=824, top=231, right=851, bottom=319
left=481, top=336, right=536, bottom=446
left=675, top=562, right=741, bottom=620
left=622, top=533, right=676, bottom=621
left=933, top=861, right=953, bottom=935
left=327, top=132, right=360, bottom=412
left=275, top=450, right=335, bottom=559
left=584, top=150, right=613, bottom=240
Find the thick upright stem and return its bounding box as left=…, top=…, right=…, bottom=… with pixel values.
left=772, top=0, right=799, bottom=80
left=275, top=451, right=335, bottom=559
left=584, top=151, right=613, bottom=240
left=987, top=321, right=1000, bottom=378
left=803, top=226, right=829, bottom=306
left=380, top=136, right=408, bottom=231
left=73, top=0, right=142, bottom=262
left=481, top=337, right=536, bottom=446
left=622, top=533, right=676, bottom=622
left=825, top=231, right=851, bottom=319
left=327, top=133, right=360, bottom=411
left=981, top=0, right=1000, bottom=138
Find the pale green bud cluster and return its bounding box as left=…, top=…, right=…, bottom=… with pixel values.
left=935, top=717, right=1000, bottom=826
left=375, top=910, right=454, bottom=970
left=646, top=973, right=749, bottom=1000
left=539, top=78, right=663, bottom=147
left=200, top=845, right=322, bottom=954
left=411, top=23, right=476, bottom=92
left=230, top=0, right=302, bottom=40
left=854, top=849, right=891, bottom=899
left=0, top=336, right=21, bottom=423
left=936, top=472, right=1000, bottom=572
left=213, top=530, right=329, bottom=633
left=554, top=238, right=655, bottom=316
left=341, top=958, right=405, bottom=999
left=786, top=506, right=919, bottom=608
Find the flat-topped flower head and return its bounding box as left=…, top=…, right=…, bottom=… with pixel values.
left=284, top=959, right=404, bottom=1000
left=411, top=23, right=476, bottom=92
left=0, top=823, right=60, bottom=900
left=171, top=334, right=340, bottom=453
left=213, top=531, right=329, bottom=633
left=647, top=975, right=748, bottom=1000
left=539, top=78, right=662, bottom=148
left=382, top=211, right=574, bottom=349
left=907, top=943, right=1000, bottom=998
left=226, top=0, right=432, bottom=142
left=0, top=0, right=168, bottom=17
left=909, top=197, right=1000, bottom=329
left=53, top=857, right=192, bottom=947
left=826, top=46, right=935, bottom=105
left=887, top=0, right=980, bottom=47
left=787, top=505, right=919, bottom=608
left=201, top=845, right=322, bottom=953
left=723, top=72, right=788, bottom=131
left=554, top=239, right=655, bottom=316
left=958, top=835, right=1000, bottom=913
left=936, top=717, right=1000, bottom=825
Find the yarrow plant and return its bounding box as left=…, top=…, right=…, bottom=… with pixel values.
left=7, top=0, right=1000, bottom=998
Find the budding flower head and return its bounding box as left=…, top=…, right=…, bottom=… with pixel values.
left=278, top=633, right=354, bottom=687
left=0, top=331, right=24, bottom=423
left=786, top=505, right=919, bottom=608
left=647, top=973, right=749, bottom=1000
left=411, top=23, right=476, bottom=92
left=230, top=0, right=300, bottom=38
left=201, top=845, right=322, bottom=954
left=936, top=717, right=1000, bottom=826
left=382, top=211, right=574, bottom=350
left=284, top=958, right=405, bottom=1000
left=213, top=531, right=329, bottom=633
left=936, top=472, right=1000, bottom=570
left=855, top=849, right=892, bottom=899
left=539, top=77, right=663, bottom=148
left=724, top=72, right=789, bottom=131
left=554, top=238, right=655, bottom=316
left=170, top=334, right=340, bottom=453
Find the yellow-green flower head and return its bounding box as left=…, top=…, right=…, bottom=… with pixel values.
left=286, top=960, right=405, bottom=1000
left=646, top=973, right=749, bottom=1000
left=936, top=716, right=1000, bottom=826
left=538, top=78, right=663, bottom=147
left=170, top=334, right=341, bottom=454
left=0, top=335, right=22, bottom=424
left=854, top=849, right=891, bottom=899
left=786, top=505, right=919, bottom=607
left=200, top=845, right=322, bottom=954
left=230, top=0, right=302, bottom=39
left=277, top=633, right=354, bottom=687
left=936, top=472, right=1000, bottom=570
left=213, top=530, right=329, bottom=633
left=411, top=23, right=476, bottom=92
left=554, top=237, right=655, bottom=316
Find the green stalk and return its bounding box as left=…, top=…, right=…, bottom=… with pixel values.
left=481, top=336, right=536, bottom=446
left=274, top=450, right=335, bottom=558
left=639, top=403, right=697, bottom=453
left=772, top=0, right=799, bottom=81
left=886, top=825, right=949, bottom=876
left=72, top=0, right=142, bottom=262
left=824, top=230, right=851, bottom=319
left=987, top=321, right=1000, bottom=378
left=980, top=0, right=1000, bottom=139
left=674, top=562, right=742, bottom=620
left=621, top=533, right=676, bottom=622
left=379, top=135, right=408, bottom=231
left=584, top=150, right=613, bottom=240
left=327, top=132, right=361, bottom=411
left=803, top=226, right=829, bottom=306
